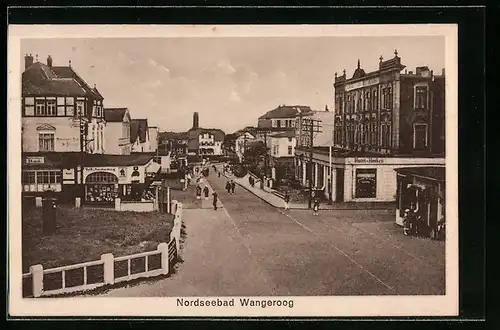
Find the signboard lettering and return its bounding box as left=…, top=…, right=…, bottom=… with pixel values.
left=85, top=167, right=117, bottom=173
left=353, top=157, right=384, bottom=164
left=345, top=77, right=380, bottom=92
left=25, top=156, right=45, bottom=164
left=63, top=169, right=75, bottom=180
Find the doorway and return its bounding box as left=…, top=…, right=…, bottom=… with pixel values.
left=335, top=168, right=344, bottom=202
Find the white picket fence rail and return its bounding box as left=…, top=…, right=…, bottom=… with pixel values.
left=22, top=200, right=184, bottom=298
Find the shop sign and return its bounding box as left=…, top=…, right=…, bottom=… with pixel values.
left=345, top=77, right=380, bottom=92
left=118, top=167, right=127, bottom=177
left=353, top=157, right=384, bottom=164
left=25, top=156, right=45, bottom=164
left=85, top=167, right=116, bottom=173
left=63, top=169, right=75, bottom=180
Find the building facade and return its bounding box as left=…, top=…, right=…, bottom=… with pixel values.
left=103, top=108, right=132, bottom=155
left=258, top=105, right=312, bottom=129
left=333, top=52, right=445, bottom=155
left=198, top=131, right=223, bottom=156
left=294, top=51, right=446, bottom=203
left=269, top=131, right=296, bottom=180
left=295, top=107, right=335, bottom=148
left=21, top=54, right=106, bottom=199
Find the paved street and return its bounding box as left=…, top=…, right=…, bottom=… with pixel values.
left=104, top=171, right=445, bottom=297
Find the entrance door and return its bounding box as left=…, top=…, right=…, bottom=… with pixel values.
left=335, top=168, right=344, bottom=202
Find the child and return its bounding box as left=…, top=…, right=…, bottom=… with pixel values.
left=313, top=198, right=320, bottom=216
left=203, top=186, right=209, bottom=200
left=284, top=194, right=290, bottom=210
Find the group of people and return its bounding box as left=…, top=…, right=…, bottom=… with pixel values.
left=225, top=180, right=236, bottom=194
left=402, top=208, right=445, bottom=240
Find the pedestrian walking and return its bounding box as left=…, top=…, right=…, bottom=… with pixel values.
left=217, top=171, right=221, bottom=177
left=225, top=180, right=232, bottom=194
left=212, top=191, right=218, bottom=210
left=231, top=180, right=236, bottom=194
left=313, top=197, right=320, bottom=216
left=196, top=185, right=202, bottom=200
left=284, top=194, right=290, bottom=210
left=203, top=186, right=209, bottom=200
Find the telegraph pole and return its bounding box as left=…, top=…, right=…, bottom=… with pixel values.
left=263, top=129, right=268, bottom=176
left=304, top=118, right=322, bottom=209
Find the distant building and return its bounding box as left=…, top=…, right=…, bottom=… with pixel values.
left=148, top=126, right=159, bottom=152
left=258, top=105, right=312, bottom=130
left=186, top=113, right=225, bottom=158
left=104, top=108, right=132, bottom=155
left=269, top=130, right=297, bottom=180
left=295, top=106, right=335, bottom=148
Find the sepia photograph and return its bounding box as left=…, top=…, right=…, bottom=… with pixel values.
left=8, top=24, right=458, bottom=317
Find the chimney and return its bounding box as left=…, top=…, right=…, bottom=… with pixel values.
left=47, top=55, right=53, bottom=68
left=24, top=54, right=33, bottom=69
left=404, top=69, right=407, bottom=74
left=416, top=66, right=430, bottom=77
left=441, top=68, right=445, bottom=76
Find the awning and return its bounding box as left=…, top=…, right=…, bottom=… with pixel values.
left=145, top=161, right=161, bottom=174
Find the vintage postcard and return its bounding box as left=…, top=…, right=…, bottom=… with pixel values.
left=8, top=24, right=458, bottom=317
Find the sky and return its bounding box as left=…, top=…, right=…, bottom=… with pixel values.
left=21, top=36, right=445, bottom=134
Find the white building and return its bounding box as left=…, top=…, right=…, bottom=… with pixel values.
left=198, top=131, right=223, bottom=156
left=103, top=108, right=131, bottom=155
left=295, top=147, right=445, bottom=202
left=235, top=131, right=255, bottom=161
left=148, top=126, right=159, bottom=152
left=296, top=107, right=335, bottom=148
left=269, top=131, right=297, bottom=180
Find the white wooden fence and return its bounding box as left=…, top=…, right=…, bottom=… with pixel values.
left=22, top=201, right=184, bottom=298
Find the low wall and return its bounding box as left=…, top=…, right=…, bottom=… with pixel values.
left=114, top=198, right=157, bottom=212
left=23, top=200, right=184, bottom=298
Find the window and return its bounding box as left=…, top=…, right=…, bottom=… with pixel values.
left=57, top=97, right=65, bottom=106
left=355, top=169, right=377, bottom=198
left=35, top=100, right=46, bottom=116
left=66, top=106, right=74, bottom=116
left=366, top=92, right=371, bottom=111
left=100, top=129, right=104, bottom=151
left=38, top=133, right=55, bottom=151
left=66, top=97, right=74, bottom=105
left=76, top=101, right=85, bottom=116
left=36, top=170, right=61, bottom=184
left=46, top=100, right=56, bottom=116
left=276, top=120, right=281, bottom=128
left=413, top=124, right=428, bottom=149
left=415, top=86, right=428, bottom=109
left=25, top=97, right=34, bottom=106
left=288, top=146, right=293, bottom=155
left=85, top=171, right=118, bottom=183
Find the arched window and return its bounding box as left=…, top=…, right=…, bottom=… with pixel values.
left=86, top=171, right=118, bottom=183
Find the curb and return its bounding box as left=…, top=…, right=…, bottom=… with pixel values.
left=219, top=171, right=394, bottom=211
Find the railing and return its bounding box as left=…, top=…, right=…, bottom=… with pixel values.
left=23, top=200, right=184, bottom=298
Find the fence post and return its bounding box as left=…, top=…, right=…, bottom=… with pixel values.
left=157, top=243, right=169, bottom=275
left=101, top=253, right=115, bottom=285
left=30, top=264, right=43, bottom=298
left=114, top=197, right=121, bottom=211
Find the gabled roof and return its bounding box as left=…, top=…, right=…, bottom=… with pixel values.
left=51, top=66, right=103, bottom=100
left=104, top=108, right=129, bottom=122
left=259, top=105, right=313, bottom=120
left=187, top=127, right=225, bottom=141
left=22, top=62, right=87, bottom=96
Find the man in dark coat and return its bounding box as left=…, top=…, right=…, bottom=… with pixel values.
left=203, top=186, right=210, bottom=199
left=225, top=181, right=232, bottom=194
left=196, top=185, right=202, bottom=199
left=231, top=180, right=236, bottom=194
left=212, top=191, right=218, bottom=210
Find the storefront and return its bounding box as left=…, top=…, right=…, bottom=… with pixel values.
left=394, top=167, right=445, bottom=238
left=295, top=148, right=445, bottom=203
left=21, top=153, right=81, bottom=202
left=81, top=155, right=160, bottom=204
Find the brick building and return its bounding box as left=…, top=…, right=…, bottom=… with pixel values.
left=295, top=50, right=445, bottom=203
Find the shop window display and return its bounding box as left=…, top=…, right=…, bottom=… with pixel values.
left=355, top=168, right=377, bottom=198
left=85, top=172, right=119, bottom=203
